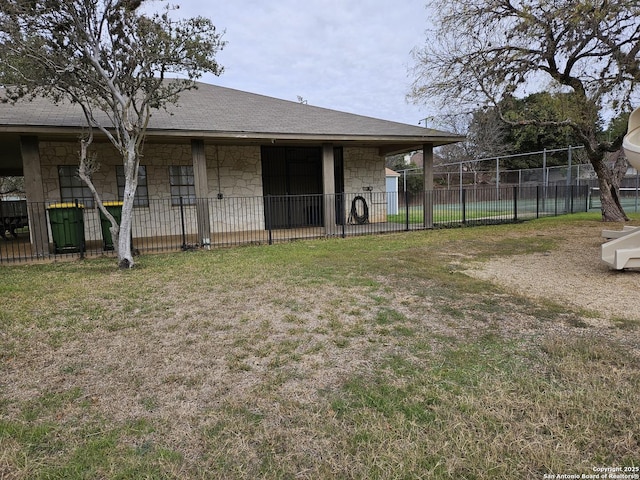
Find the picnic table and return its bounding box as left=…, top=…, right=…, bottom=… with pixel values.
left=1, top=200, right=28, bottom=239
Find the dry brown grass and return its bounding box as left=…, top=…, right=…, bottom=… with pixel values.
left=1, top=216, right=639, bottom=479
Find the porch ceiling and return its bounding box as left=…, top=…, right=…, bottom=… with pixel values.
left=145, top=130, right=459, bottom=156
left=0, top=134, right=24, bottom=175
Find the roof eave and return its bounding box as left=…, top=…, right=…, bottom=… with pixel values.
left=0, top=125, right=465, bottom=154
left=146, top=129, right=466, bottom=147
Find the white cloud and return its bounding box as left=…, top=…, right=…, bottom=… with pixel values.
left=159, top=0, right=434, bottom=125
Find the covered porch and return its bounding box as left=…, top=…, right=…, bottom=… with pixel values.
left=1, top=82, right=465, bottom=259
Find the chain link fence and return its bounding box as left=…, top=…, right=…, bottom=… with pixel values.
left=396, top=146, right=640, bottom=212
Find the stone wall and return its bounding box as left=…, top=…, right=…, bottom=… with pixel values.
left=205, top=145, right=265, bottom=232
left=35, top=141, right=388, bottom=244
left=343, top=147, right=387, bottom=223
left=39, top=141, right=196, bottom=241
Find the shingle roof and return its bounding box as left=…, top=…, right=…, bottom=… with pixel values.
left=0, top=81, right=464, bottom=147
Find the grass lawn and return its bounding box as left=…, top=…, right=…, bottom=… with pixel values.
left=388, top=204, right=515, bottom=224
left=1, top=214, right=639, bottom=479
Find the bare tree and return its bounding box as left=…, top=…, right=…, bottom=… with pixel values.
left=430, top=111, right=513, bottom=187
left=410, top=0, right=640, bottom=221
left=0, top=0, right=225, bottom=267
left=436, top=110, right=513, bottom=165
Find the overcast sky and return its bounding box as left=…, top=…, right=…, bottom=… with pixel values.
left=163, top=1, right=433, bottom=127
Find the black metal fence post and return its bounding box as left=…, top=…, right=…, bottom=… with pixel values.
left=76, top=199, right=85, bottom=259
left=513, top=186, right=518, bottom=222
left=584, top=185, right=589, bottom=212
left=266, top=195, right=273, bottom=245
left=536, top=186, right=540, bottom=219
left=179, top=196, right=186, bottom=249
left=404, top=189, right=410, bottom=231
left=570, top=185, right=575, bottom=213
left=462, top=188, right=467, bottom=225
left=341, top=193, right=346, bottom=238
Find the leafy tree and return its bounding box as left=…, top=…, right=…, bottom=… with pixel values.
left=604, top=112, right=632, bottom=142
left=386, top=152, right=424, bottom=195
left=499, top=93, right=584, bottom=168
left=385, top=153, right=410, bottom=171
left=411, top=0, right=640, bottom=221
left=0, top=0, right=225, bottom=267
left=462, top=108, right=515, bottom=173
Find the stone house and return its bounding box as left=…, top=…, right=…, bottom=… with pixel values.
left=0, top=82, right=463, bottom=254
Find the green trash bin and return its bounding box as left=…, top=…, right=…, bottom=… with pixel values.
left=99, top=201, right=123, bottom=250
left=47, top=202, right=85, bottom=254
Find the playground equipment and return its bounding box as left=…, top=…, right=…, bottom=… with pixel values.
left=601, top=107, right=640, bottom=269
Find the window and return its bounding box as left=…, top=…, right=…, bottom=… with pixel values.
left=169, top=165, right=196, bottom=205
left=58, top=166, right=94, bottom=207
left=116, top=165, right=149, bottom=207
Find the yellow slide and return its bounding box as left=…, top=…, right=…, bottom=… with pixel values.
left=601, top=107, right=640, bottom=269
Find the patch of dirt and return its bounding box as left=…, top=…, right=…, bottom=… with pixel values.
left=464, top=222, right=640, bottom=322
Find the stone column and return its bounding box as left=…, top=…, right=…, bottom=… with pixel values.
left=191, top=139, right=211, bottom=248
left=322, top=144, right=336, bottom=233
left=423, top=143, right=434, bottom=228
left=20, top=136, right=50, bottom=256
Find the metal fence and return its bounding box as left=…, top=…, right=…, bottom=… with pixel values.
left=408, top=185, right=588, bottom=226
left=399, top=145, right=640, bottom=208
left=0, top=185, right=589, bottom=264
left=401, top=159, right=640, bottom=213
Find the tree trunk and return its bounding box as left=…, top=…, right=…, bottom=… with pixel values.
left=592, top=156, right=629, bottom=222
left=118, top=200, right=134, bottom=268
left=77, top=134, right=124, bottom=260
left=118, top=147, right=139, bottom=269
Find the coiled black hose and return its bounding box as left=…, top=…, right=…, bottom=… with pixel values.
left=348, top=195, right=369, bottom=225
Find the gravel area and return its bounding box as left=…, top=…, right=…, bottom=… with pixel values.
left=465, top=222, right=640, bottom=322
